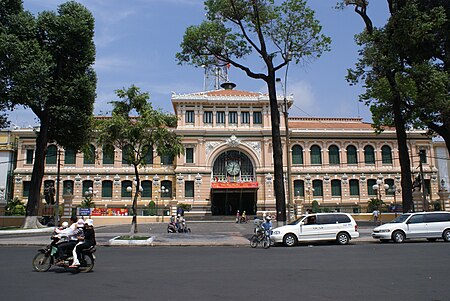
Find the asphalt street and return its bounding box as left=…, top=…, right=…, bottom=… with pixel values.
left=1, top=243, right=450, bottom=301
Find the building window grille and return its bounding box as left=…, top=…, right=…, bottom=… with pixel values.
left=241, top=112, right=250, bottom=124
left=185, top=181, right=194, bottom=198
left=310, top=145, right=322, bottom=165
left=64, top=148, right=76, bottom=165
left=185, top=111, right=194, bottom=123
left=229, top=111, right=237, bottom=124
left=204, top=111, right=213, bottom=124
left=102, top=181, right=113, bottom=198
left=186, top=148, right=194, bottom=163
left=292, top=145, right=303, bottom=165
left=26, top=149, right=34, bottom=164
left=313, top=180, right=323, bottom=196
left=331, top=180, right=342, bottom=196
left=141, top=180, right=152, bottom=198
left=349, top=179, right=360, bottom=196
left=216, top=111, right=225, bottom=124
left=253, top=112, right=262, bottom=124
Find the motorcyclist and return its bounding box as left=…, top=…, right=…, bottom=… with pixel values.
left=70, top=219, right=96, bottom=268
left=261, top=216, right=273, bottom=239
left=54, top=218, right=84, bottom=265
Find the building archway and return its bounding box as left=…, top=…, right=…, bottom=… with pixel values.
left=210, top=150, right=258, bottom=216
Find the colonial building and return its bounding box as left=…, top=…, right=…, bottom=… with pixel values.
left=11, top=84, right=441, bottom=217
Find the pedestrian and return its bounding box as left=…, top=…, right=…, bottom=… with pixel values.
left=241, top=211, right=247, bottom=223
left=372, top=209, right=379, bottom=224
left=236, top=210, right=240, bottom=223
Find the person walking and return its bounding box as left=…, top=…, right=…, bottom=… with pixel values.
left=236, top=210, right=240, bottom=223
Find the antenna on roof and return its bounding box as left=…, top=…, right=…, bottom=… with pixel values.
left=203, top=57, right=230, bottom=91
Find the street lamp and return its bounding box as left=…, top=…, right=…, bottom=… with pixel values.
left=126, top=186, right=132, bottom=215
left=372, top=180, right=389, bottom=224
left=388, top=184, right=401, bottom=217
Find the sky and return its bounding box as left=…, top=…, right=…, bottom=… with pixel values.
left=9, top=0, right=390, bottom=127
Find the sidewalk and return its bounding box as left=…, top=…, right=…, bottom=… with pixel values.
left=0, top=221, right=375, bottom=246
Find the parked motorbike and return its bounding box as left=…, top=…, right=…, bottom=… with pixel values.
left=32, top=236, right=96, bottom=273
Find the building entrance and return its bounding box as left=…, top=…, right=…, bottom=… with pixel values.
left=210, top=189, right=257, bottom=216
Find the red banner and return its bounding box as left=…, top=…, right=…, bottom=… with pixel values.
left=91, top=208, right=129, bottom=216
left=211, top=182, right=258, bottom=189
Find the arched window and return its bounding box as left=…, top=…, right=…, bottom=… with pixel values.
left=292, top=145, right=303, bottom=165
left=385, top=179, right=395, bottom=195
left=64, top=148, right=76, bottom=165
left=103, top=144, right=114, bottom=165
left=346, top=145, right=358, bottom=165
left=121, top=180, right=132, bottom=198
left=329, top=145, right=340, bottom=165
left=161, top=180, right=172, bottom=198
left=83, top=144, right=95, bottom=165
left=102, top=181, right=113, bottom=198
left=161, top=154, right=174, bottom=165
left=364, top=145, right=375, bottom=164
left=63, top=180, right=74, bottom=196
left=312, top=180, right=323, bottom=196
left=141, top=180, right=152, bottom=198
left=381, top=145, right=393, bottom=164
left=122, top=144, right=134, bottom=165
left=143, top=145, right=153, bottom=165
left=331, top=179, right=342, bottom=196
left=82, top=180, right=93, bottom=196
left=310, top=145, right=322, bottom=165
left=293, top=180, right=304, bottom=197
left=349, top=179, right=360, bottom=196
left=367, top=179, right=376, bottom=195
left=46, top=145, right=57, bottom=165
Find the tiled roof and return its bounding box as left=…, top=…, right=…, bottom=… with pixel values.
left=288, top=117, right=378, bottom=130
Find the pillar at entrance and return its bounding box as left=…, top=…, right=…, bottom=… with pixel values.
left=412, top=188, right=423, bottom=212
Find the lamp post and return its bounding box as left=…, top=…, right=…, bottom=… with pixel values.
left=372, top=179, right=389, bottom=224
left=84, top=187, right=96, bottom=218
left=389, top=184, right=400, bottom=217
left=126, top=186, right=132, bottom=215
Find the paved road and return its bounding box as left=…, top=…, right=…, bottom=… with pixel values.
left=0, top=221, right=375, bottom=246
left=2, top=243, right=450, bottom=301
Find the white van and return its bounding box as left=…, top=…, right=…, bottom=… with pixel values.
left=271, top=213, right=359, bottom=247
left=372, top=211, right=450, bottom=243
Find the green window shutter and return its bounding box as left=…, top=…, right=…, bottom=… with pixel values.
left=84, top=145, right=95, bottom=165
left=329, top=145, right=340, bottom=165
left=143, top=146, right=153, bottom=165
left=331, top=180, right=342, bottom=196
left=364, top=146, right=375, bottom=164
left=292, top=145, right=303, bottom=165
left=294, top=180, right=304, bottom=197
left=103, top=145, right=114, bottom=165
left=186, top=148, right=194, bottom=163
left=347, top=146, right=358, bottom=164
left=121, top=181, right=132, bottom=197
left=185, top=181, right=194, bottom=198
left=349, top=179, right=360, bottom=196
left=23, top=181, right=31, bottom=197
left=367, top=179, right=376, bottom=195
left=382, top=145, right=392, bottom=164
left=65, top=148, right=76, bottom=165
left=26, top=149, right=34, bottom=164
left=63, top=181, right=74, bottom=195
left=313, top=180, right=323, bottom=196
left=311, top=145, right=322, bottom=165
left=46, top=145, right=57, bottom=165
left=102, top=181, right=112, bottom=198
left=141, top=181, right=152, bottom=198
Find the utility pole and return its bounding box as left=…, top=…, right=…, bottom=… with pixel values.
left=418, top=150, right=428, bottom=211
left=55, top=147, right=61, bottom=226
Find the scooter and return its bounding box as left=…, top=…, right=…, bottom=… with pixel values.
left=32, top=235, right=96, bottom=273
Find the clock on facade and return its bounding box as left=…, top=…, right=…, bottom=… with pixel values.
left=226, top=161, right=240, bottom=176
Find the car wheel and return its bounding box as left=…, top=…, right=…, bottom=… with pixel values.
left=283, top=234, right=297, bottom=247
left=426, top=238, right=437, bottom=242
left=443, top=229, right=450, bottom=242
left=336, top=232, right=350, bottom=245
left=392, top=230, right=405, bottom=243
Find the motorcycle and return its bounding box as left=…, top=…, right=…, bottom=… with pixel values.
left=167, top=220, right=191, bottom=233
left=32, top=236, right=96, bottom=273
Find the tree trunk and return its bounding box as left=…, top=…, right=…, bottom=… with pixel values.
left=389, top=76, right=414, bottom=213
left=130, top=164, right=140, bottom=235
left=266, top=74, right=286, bottom=223
left=23, top=115, right=49, bottom=229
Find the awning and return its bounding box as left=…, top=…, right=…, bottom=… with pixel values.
left=211, top=182, right=258, bottom=189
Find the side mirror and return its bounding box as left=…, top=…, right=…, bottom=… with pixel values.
left=299, top=221, right=304, bottom=226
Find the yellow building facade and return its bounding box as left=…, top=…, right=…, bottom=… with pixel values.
left=11, top=85, right=440, bottom=217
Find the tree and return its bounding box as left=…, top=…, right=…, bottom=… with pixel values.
left=96, top=85, right=183, bottom=235
left=176, top=0, right=330, bottom=223
left=342, top=0, right=450, bottom=212
left=0, top=1, right=96, bottom=227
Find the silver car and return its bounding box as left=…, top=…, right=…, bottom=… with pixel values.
left=372, top=211, right=450, bottom=243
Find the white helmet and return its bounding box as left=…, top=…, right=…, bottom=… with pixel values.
left=61, top=221, right=69, bottom=228
left=265, top=216, right=272, bottom=221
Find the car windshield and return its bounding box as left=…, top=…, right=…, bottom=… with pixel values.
left=288, top=216, right=305, bottom=225
left=389, top=214, right=411, bottom=223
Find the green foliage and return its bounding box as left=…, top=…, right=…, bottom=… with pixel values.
left=146, top=201, right=156, bottom=216
left=80, top=197, right=95, bottom=208
left=367, top=198, right=384, bottom=213
left=177, top=203, right=192, bottom=212
left=5, top=197, right=26, bottom=216
left=311, top=200, right=320, bottom=213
